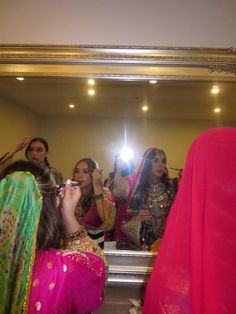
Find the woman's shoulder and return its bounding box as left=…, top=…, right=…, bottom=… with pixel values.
left=36, top=248, right=105, bottom=277
left=48, top=166, right=63, bottom=184
left=49, top=166, right=60, bottom=175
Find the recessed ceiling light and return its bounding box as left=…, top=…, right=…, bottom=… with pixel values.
left=69, top=104, right=75, bottom=109
left=16, top=77, right=24, bottom=81
left=142, top=105, right=148, bottom=111
left=214, top=107, right=221, bottom=113
left=211, top=85, right=220, bottom=94
left=88, top=79, right=95, bottom=85
left=149, top=80, right=157, bottom=84
left=88, top=89, right=95, bottom=96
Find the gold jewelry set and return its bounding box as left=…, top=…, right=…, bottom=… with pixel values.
left=146, top=183, right=171, bottom=211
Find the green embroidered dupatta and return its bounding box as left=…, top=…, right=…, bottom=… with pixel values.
left=0, top=172, right=42, bottom=314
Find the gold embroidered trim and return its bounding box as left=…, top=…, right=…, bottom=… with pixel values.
left=22, top=194, right=42, bottom=314
left=65, top=235, right=108, bottom=276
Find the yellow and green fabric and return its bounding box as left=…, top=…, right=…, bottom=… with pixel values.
left=0, top=172, right=42, bottom=314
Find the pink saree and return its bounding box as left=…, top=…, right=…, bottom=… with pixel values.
left=29, top=249, right=105, bottom=314
left=113, top=175, right=136, bottom=242
left=143, top=128, right=236, bottom=314
left=79, top=187, right=115, bottom=229
left=0, top=171, right=106, bottom=314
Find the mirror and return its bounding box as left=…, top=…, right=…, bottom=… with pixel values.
left=1, top=76, right=236, bottom=179
left=1, top=45, right=236, bottom=250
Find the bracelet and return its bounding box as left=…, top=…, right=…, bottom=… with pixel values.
left=93, top=193, right=104, bottom=200
left=66, top=226, right=87, bottom=241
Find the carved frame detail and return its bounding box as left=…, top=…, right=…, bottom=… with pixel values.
left=0, top=45, right=236, bottom=81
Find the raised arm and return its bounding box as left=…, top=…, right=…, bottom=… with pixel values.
left=60, top=180, right=106, bottom=263
left=0, top=136, right=31, bottom=171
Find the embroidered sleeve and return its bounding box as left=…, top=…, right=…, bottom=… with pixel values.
left=99, top=196, right=116, bottom=232
left=65, top=235, right=108, bottom=275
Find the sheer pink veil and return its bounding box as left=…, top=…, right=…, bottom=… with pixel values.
left=143, top=128, right=236, bottom=314
left=129, top=147, right=160, bottom=201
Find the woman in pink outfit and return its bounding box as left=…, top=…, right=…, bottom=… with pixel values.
left=104, top=154, right=136, bottom=247
left=0, top=160, right=106, bottom=314
left=143, top=128, right=236, bottom=314
left=73, top=157, right=116, bottom=249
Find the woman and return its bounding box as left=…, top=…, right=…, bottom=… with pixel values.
left=0, top=161, right=106, bottom=314
left=73, top=157, right=116, bottom=249
left=0, top=136, right=63, bottom=184
left=143, top=128, right=236, bottom=314
left=125, top=148, right=177, bottom=250
left=104, top=154, right=136, bottom=247
left=25, top=137, right=63, bottom=184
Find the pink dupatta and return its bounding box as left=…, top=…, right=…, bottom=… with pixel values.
left=143, top=128, right=236, bottom=314
left=114, top=174, right=136, bottom=242
left=29, top=248, right=105, bottom=314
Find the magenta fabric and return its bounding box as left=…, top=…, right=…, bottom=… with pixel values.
left=28, top=249, right=105, bottom=314
left=143, top=128, right=236, bottom=314
left=81, top=187, right=114, bottom=228
left=81, top=199, right=103, bottom=228
left=114, top=175, right=136, bottom=242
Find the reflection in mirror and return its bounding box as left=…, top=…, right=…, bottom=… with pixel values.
left=1, top=46, right=235, bottom=313
left=1, top=77, right=235, bottom=180
left=1, top=76, right=235, bottom=247
left=1, top=76, right=235, bottom=313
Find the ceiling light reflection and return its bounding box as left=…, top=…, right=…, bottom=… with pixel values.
left=88, top=79, right=95, bottom=85
left=211, top=85, right=220, bottom=94
left=88, top=89, right=95, bottom=96
left=120, top=146, right=134, bottom=163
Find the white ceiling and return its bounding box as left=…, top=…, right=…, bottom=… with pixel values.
left=0, top=77, right=235, bottom=121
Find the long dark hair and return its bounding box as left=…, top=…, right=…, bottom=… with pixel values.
left=25, top=137, right=50, bottom=167
left=2, top=160, right=66, bottom=250
left=73, top=157, right=98, bottom=212
left=130, top=148, right=168, bottom=211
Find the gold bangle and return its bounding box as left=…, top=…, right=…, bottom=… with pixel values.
left=66, top=226, right=87, bottom=241
left=93, top=193, right=104, bottom=200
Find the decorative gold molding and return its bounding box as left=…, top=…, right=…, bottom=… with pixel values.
left=0, top=45, right=236, bottom=81
left=209, top=64, right=236, bottom=75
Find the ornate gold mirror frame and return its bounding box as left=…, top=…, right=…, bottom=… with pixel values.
left=0, top=45, right=235, bottom=300
left=0, top=45, right=235, bottom=81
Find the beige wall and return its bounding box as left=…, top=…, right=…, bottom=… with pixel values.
left=0, top=100, right=40, bottom=159
left=1, top=103, right=235, bottom=179
left=39, top=115, right=236, bottom=180
left=1, top=0, right=235, bottom=47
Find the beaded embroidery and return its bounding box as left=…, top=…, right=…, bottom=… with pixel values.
left=64, top=235, right=108, bottom=276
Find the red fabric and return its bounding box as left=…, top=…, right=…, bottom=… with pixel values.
left=143, top=128, right=236, bottom=314
left=114, top=175, right=136, bottom=242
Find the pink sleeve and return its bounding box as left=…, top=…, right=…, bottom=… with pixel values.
left=65, top=252, right=106, bottom=313
left=29, top=249, right=106, bottom=314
